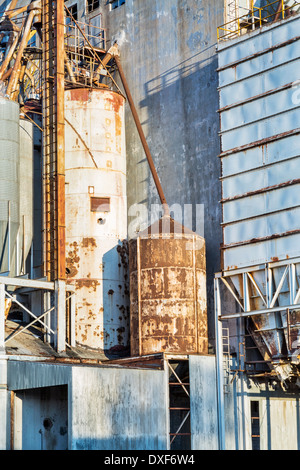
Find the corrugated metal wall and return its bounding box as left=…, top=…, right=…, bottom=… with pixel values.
left=218, top=15, right=300, bottom=270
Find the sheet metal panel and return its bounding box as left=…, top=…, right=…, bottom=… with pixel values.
left=189, top=355, right=219, bottom=450
left=71, top=365, right=168, bottom=450
left=218, top=15, right=300, bottom=270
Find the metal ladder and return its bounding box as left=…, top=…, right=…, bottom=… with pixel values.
left=42, top=0, right=66, bottom=281
left=222, top=327, right=231, bottom=394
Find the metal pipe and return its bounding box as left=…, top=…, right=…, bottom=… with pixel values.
left=5, top=0, right=19, bottom=18
left=6, top=8, right=37, bottom=99
left=7, top=201, right=10, bottom=274
left=64, top=52, right=76, bottom=83
left=0, top=26, right=22, bottom=80
left=94, top=42, right=119, bottom=80
left=114, top=51, right=169, bottom=215
left=214, top=277, right=226, bottom=450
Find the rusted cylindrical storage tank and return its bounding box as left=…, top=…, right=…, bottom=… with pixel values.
left=129, top=215, right=208, bottom=356
left=64, top=87, right=129, bottom=351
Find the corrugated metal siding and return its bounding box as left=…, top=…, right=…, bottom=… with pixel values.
left=218, top=15, right=300, bottom=270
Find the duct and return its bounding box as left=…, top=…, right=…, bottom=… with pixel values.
left=6, top=1, right=41, bottom=101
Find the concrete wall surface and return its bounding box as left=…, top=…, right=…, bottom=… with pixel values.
left=98, top=0, right=224, bottom=341
left=70, top=365, right=169, bottom=450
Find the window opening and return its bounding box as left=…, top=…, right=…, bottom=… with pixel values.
left=168, top=360, right=191, bottom=450
left=251, top=400, right=260, bottom=450
left=87, top=0, right=100, bottom=13
left=109, top=0, right=125, bottom=10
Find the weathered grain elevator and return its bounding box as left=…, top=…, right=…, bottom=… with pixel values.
left=0, top=0, right=300, bottom=452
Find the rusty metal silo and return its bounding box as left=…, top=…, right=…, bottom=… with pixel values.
left=129, top=214, right=208, bottom=356
left=64, top=87, right=129, bottom=352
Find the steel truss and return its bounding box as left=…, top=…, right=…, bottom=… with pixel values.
left=215, top=256, right=300, bottom=395
left=214, top=255, right=300, bottom=449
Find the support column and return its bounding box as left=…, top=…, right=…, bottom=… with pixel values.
left=55, top=280, right=66, bottom=352
left=0, top=284, right=5, bottom=353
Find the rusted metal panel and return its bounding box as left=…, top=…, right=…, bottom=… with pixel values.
left=129, top=216, right=208, bottom=356
left=64, top=87, right=129, bottom=352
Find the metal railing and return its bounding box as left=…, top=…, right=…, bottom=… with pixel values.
left=218, top=0, right=300, bottom=41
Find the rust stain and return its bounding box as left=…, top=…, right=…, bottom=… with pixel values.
left=69, top=87, right=91, bottom=102
left=81, top=237, right=97, bottom=249
left=66, top=241, right=80, bottom=278
left=75, top=279, right=99, bottom=291
left=105, top=92, right=124, bottom=114
left=130, top=234, right=207, bottom=356
left=5, top=298, right=12, bottom=319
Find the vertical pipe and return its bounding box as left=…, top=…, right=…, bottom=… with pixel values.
left=7, top=201, right=10, bottom=274
left=56, top=0, right=66, bottom=281
left=6, top=0, right=19, bottom=17
left=10, top=390, right=14, bottom=450
left=55, top=279, right=66, bottom=352
left=44, top=291, right=51, bottom=343
left=137, top=236, right=142, bottom=356
left=6, top=8, right=36, bottom=99
left=0, top=30, right=20, bottom=80
left=214, top=277, right=226, bottom=450
left=237, top=315, right=246, bottom=449
left=70, top=291, right=76, bottom=347
left=193, top=236, right=199, bottom=353
left=0, top=284, right=5, bottom=352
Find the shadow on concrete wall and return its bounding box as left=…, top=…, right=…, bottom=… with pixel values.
left=127, top=52, right=222, bottom=345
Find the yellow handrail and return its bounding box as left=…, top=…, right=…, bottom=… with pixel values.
left=217, top=0, right=300, bottom=41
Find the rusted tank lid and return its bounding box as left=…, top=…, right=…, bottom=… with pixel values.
left=136, top=214, right=203, bottom=239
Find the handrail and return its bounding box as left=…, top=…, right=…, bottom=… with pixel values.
left=218, top=0, right=300, bottom=41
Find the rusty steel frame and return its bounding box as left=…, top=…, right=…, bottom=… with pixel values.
left=167, top=359, right=191, bottom=448
left=215, top=256, right=300, bottom=321
left=214, top=255, right=300, bottom=448
left=0, top=278, right=75, bottom=352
